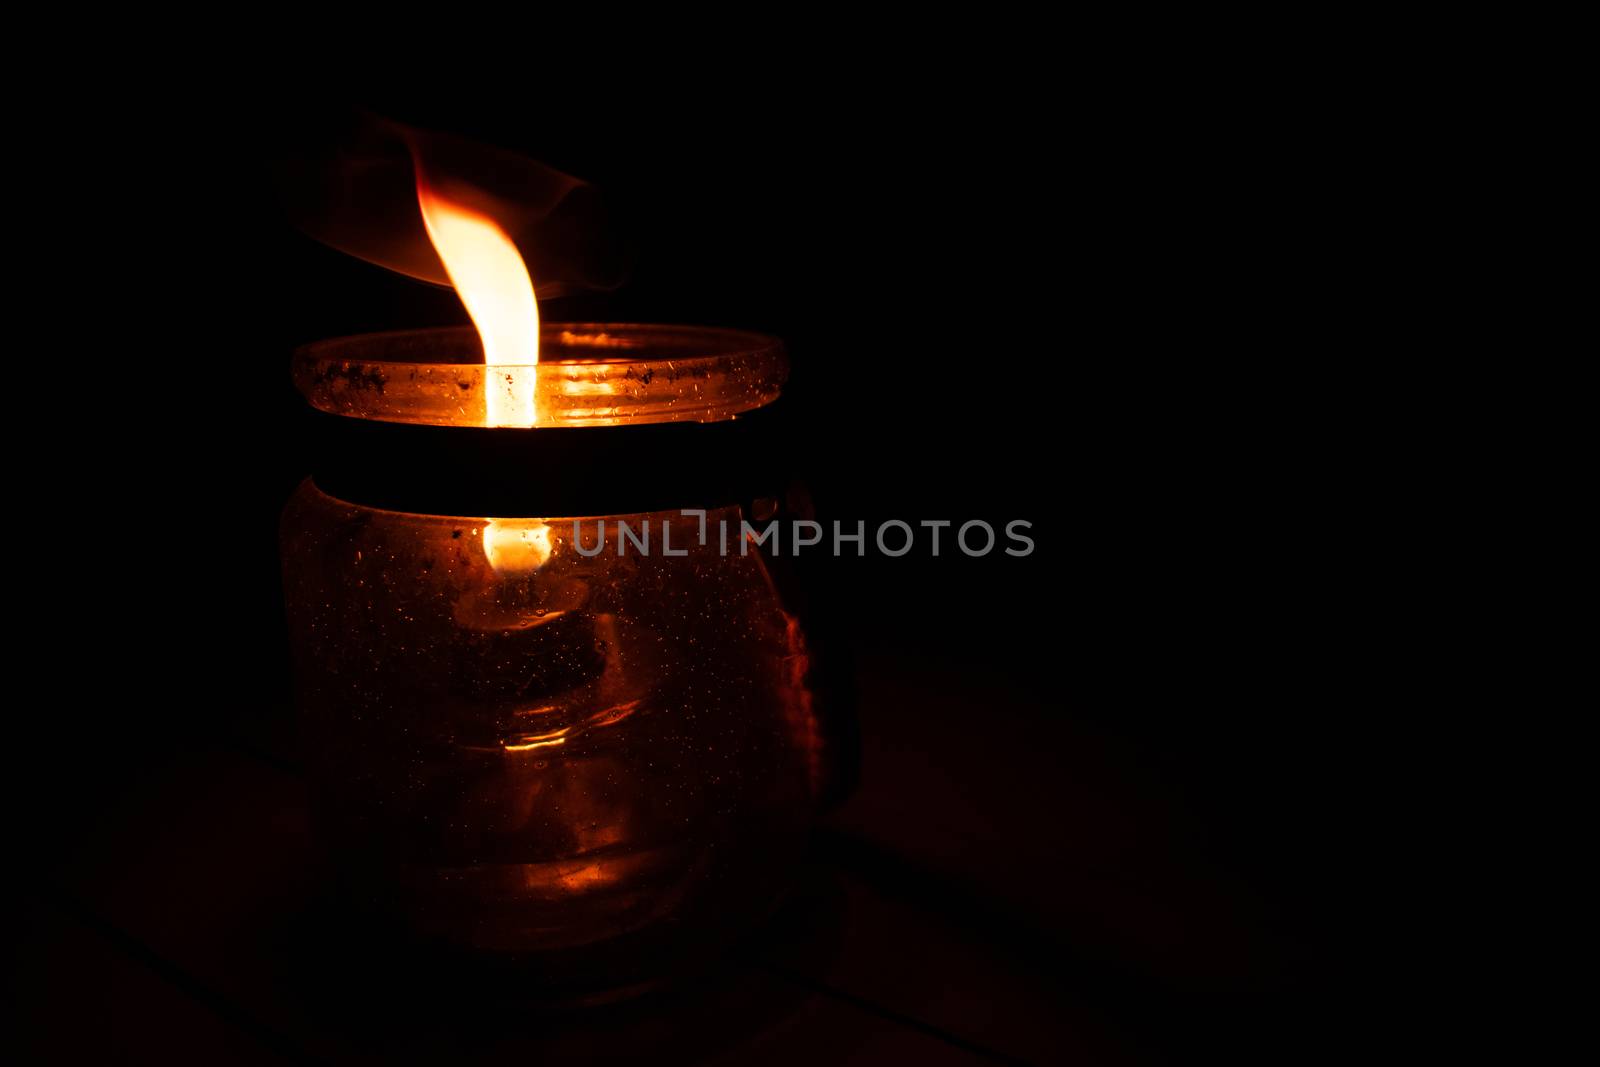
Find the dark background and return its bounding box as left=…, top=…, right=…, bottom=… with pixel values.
left=17, top=78, right=1380, bottom=1061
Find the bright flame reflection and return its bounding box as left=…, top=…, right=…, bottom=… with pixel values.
left=483, top=519, right=553, bottom=574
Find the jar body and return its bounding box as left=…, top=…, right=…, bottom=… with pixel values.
left=280, top=481, right=820, bottom=990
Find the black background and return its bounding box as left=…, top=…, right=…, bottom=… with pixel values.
left=18, top=72, right=1380, bottom=1060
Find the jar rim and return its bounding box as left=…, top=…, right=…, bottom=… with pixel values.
left=292, top=323, right=787, bottom=428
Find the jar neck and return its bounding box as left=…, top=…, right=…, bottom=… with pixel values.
left=300, top=396, right=796, bottom=518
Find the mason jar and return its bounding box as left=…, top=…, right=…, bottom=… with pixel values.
left=281, top=324, right=848, bottom=999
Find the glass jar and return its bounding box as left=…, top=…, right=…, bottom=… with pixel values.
left=281, top=324, right=842, bottom=998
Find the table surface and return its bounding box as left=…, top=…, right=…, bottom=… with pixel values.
left=13, top=653, right=1301, bottom=1065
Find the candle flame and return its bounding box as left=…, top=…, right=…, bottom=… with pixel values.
left=416, top=180, right=540, bottom=426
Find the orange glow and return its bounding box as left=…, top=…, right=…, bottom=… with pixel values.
left=416, top=180, right=540, bottom=426
left=482, top=519, right=553, bottom=575
left=554, top=862, right=611, bottom=891
left=502, top=728, right=569, bottom=753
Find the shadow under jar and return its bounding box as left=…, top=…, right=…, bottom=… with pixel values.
left=281, top=324, right=840, bottom=1001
